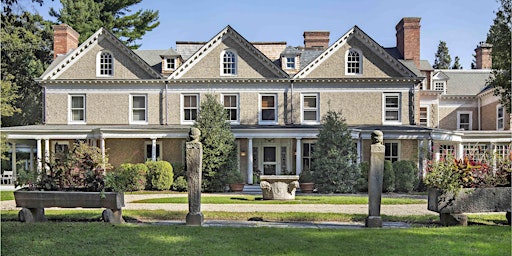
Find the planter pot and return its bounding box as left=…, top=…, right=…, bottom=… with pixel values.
left=14, top=190, right=125, bottom=223
left=229, top=183, right=245, bottom=192
left=428, top=187, right=511, bottom=226
left=299, top=182, right=315, bottom=193
left=260, top=175, right=299, bottom=200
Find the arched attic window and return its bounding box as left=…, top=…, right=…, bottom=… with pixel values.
left=345, top=48, right=362, bottom=75
left=97, top=51, right=114, bottom=77
left=221, top=49, right=237, bottom=76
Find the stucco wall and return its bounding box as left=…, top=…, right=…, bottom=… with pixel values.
left=45, top=93, right=68, bottom=124
left=439, top=106, right=478, bottom=130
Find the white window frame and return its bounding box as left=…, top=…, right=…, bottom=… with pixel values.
left=220, top=49, right=237, bottom=76
left=497, top=105, right=504, bottom=130
left=301, top=93, right=319, bottom=124
left=163, top=57, right=175, bottom=70
left=302, top=141, right=316, bottom=171
left=130, top=94, right=148, bottom=124
left=457, top=111, right=472, bottom=131
left=345, top=48, right=362, bottom=75
left=286, top=56, right=295, bottom=69
left=221, top=93, right=239, bottom=125
left=259, top=94, right=278, bottom=125
left=96, top=51, right=114, bottom=77
left=419, top=105, right=429, bottom=127
left=382, top=93, right=401, bottom=125
left=181, top=94, right=199, bottom=124
left=384, top=141, right=400, bottom=163
left=68, top=94, right=86, bottom=124
left=144, top=141, right=163, bottom=161
left=433, top=81, right=446, bottom=94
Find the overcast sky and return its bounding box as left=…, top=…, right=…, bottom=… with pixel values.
left=28, top=0, right=500, bottom=69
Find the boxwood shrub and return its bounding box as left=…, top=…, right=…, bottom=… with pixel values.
left=393, top=160, right=418, bottom=193
left=146, top=160, right=174, bottom=190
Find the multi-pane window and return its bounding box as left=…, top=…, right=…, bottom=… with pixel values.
left=286, top=57, right=295, bottom=69
left=260, top=94, right=277, bottom=124
left=164, top=58, right=175, bottom=70
left=99, top=51, right=113, bottom=76
left=384, top=93, right=401, bottom=123
left=434, top=81, right=445, bottom=93
left=70, top=95, right=85, bottom=123
left=131, top=95, right=147, bottom=123
left=385, top=142, right=399, bottom=163
left=302, top=142, right=315, bottom=171
left=145, top=142, right=162, bottom=161
left=183, top=94, right=198, bottom=122
left=497, top=106, right=504, bottom=130
left=302, top=94, right=319, bottom=123
left=223, top=94, right=238, bottom=123
left=346, top=49, right=361, bottom=74
left=222, top=50, right=237, bottom=75
left=419, top=106, right=428, bottom=127
left=457, top=112, right=472, bottom=130
left=439, top=144, right=455, bottom=159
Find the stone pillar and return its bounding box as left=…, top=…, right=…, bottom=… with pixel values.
left=247, top=138, right=253, bottom=184
left=186, top=128, right=203, bottom=226
left=36, top=139, right=42, bottom=172
left=366, top=130, right=385, bottom=228
left=295, top=138, right=302, bottom=175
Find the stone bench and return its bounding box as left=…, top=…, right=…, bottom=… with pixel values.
left=14, top=190, right=125, bottom=223
left=260, top=175, right=299, bottom=200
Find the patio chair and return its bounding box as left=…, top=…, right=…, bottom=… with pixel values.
left=2, top=171, right=13, bottom=184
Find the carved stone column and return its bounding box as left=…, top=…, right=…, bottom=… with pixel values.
left=366, top=130, right=385, bottom=228
left=186, top=128, right=204, bottom=226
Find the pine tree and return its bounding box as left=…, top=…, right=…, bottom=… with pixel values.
left=311, top=110, right=360, bottom=193
left=451, top=56, right=462, bottom=69
left=193, top=94, right=238, bottom=192
left=487, top=0, right=511, bottom=113
left=433, top=41, right=452, bottom=69
left=50, top=0, right=159, bottom=49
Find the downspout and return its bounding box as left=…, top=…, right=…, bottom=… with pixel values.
left=290, top=79, right=294, bottom=124
left=165, top=80, right=169, bottom=125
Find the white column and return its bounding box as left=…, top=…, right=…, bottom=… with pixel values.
left=36, top=139, right=42, bottom=172
left=100, top=137, right=106, bottom=171
left=11, top=143, right=16, bottom=182
left=151, top=138, right=157, bottom=161
left=247, top=138, right=253, bottom=184
left=29, top=146, right=34, bottom=172
left=457, top=142, right=464, bottom=159
left=357, top=135, right=362, bottom=164
left=44, top=139, right=50, bottom=171
left=296, top=138, right=302, bottom=175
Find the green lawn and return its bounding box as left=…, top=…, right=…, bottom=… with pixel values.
left=1, top=221, right=509, bottom=256
left=133, top=195, right=426, bottom=205
left=1, top=191, right=14, bottom=201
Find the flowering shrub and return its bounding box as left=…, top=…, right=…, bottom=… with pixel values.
left=424, top=154, right=511, bottom=193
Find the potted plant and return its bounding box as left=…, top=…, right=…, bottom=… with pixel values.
left=14, top=142, right=126, bottom=223
left=226, top=170, right=245, bottom=192
left=299, top=168, right=315, bottom=193
left=424, top=154, right=511, bottom=226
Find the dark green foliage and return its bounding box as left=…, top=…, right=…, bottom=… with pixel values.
left=171, top=162, right=185, bottom=178
left=299, top=168, right=315, bottom=183
left=451, top=56, right=462, bottom=69
left=383, top=160, right=395, bottom=192
left=226, top=170, right=244, bottom=184
left=487, top=0, right=512, bottom=113
left=311, top=110, right=361, bottom=193
left=171, top=176, right=187, bottom=192
left=356, top=162, right=369, bottom=192
left=145, top=161, right=173, bottom=190
left=50, top=0, right=159, bottom=49
left=433, top=41, right=451, bottom=69
left=194, top=94, right=237, bottom=192
left=106, top=163, right=147, bottom=192
left=393, top=160, right=419, bottom=193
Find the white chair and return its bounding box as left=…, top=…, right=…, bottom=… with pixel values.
left=2, top=171, right=13, bottom=184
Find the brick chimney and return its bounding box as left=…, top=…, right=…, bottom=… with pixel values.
left=475, top=42, right=492, bottom=69
left=395, top=17, right=421, bottom=68
left=303, top=31, right=330, bottom=49
left=53, top=24, right=79, bottom=60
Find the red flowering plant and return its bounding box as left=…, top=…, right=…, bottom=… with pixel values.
left=424, top=152, right=511, bottom=193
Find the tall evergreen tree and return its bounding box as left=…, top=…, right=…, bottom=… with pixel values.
left=50, top=0, right=159, bottom=49
left=451, top=56, right=462, bottom=69
left=194, top=94, right=238, bottom=192
left=487, top=0, right=511, bottom=113
left=433, top=41, right=452, bottom=69
left=311, top=110, right=360, bottom=193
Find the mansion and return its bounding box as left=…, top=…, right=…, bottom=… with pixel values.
left=3, top=17, right=510, bottom=184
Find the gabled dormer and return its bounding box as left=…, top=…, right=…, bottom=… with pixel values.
left=160, top=49, right=182, bottom=76
left=280, top=46, right=301, bottom=74
left=432, top=71, right=449, bottom=94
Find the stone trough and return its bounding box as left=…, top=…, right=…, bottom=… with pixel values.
left=260, top=175, right=299, bottom=200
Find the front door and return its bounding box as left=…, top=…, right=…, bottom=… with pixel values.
left=263, top=146, right=277, bottom=175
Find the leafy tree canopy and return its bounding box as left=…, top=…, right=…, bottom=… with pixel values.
left=487, top=0, right=511, bottom=113
left=50, top=0, right=159, bottom=49
left=433, top=41, right=451, bottom=69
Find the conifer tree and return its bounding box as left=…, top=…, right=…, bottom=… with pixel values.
left=194, top=94, right=238, bottom=192
left=451, top=56, right=462, bottom=69
left=433, top=41, right=452, bottom=69
left=311, top=110, right=360, bottom=193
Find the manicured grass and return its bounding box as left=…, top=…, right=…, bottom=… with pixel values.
left=1, top=221, right=509, bottom=255
left=132, top=195, right=427, bottom=205
left=1, top=191, right=14, bottom=201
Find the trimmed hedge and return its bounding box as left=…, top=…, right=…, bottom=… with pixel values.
left=146, top=160, right=174, bottom=190
left=112, top=163, right=148, bottom=191
left=393, top=160, right=418, bottom=193
left=383, top=160, right=395, bottom=192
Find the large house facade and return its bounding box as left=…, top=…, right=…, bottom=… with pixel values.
left=3, top=17, right=510, bottom=184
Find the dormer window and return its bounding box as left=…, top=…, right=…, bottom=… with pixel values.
left=164, top=57, right=175, bottom=70
left=97, top=51, right=114, bottom=77
left=221, top=50, right=237, bottom=76
left=286, top=57, right=295, bottom=69
left=346, top=49, right=362, bottom=75
left=434, top=81, right=446, bottom=94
